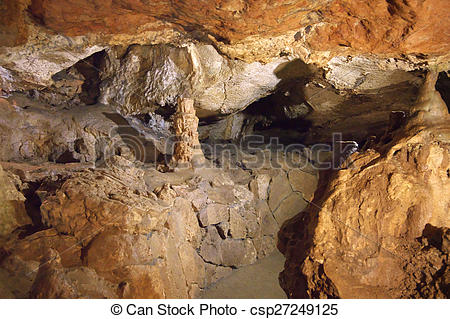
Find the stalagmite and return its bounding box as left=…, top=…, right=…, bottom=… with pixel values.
left=171, top=97, right=205, bottom=168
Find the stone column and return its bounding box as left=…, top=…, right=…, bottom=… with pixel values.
left=171, top=97, right=205, bottom=168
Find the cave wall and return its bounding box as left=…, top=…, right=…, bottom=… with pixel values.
left=0, top=0, right=449, bottom=300
left=279, top=73, right=450, bottom=298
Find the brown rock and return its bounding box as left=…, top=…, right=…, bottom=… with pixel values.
left=273, top=192, right=308, bottom=226
left=229, top=207, right=247, bottom=239
left=253, top=235, right=277, bottom=258
left=3, top=229, right=82, bottom=268
left=178, top=242, right=206, bottom=292
left=268, top=172, right=292, bottom=211
left=115, top=265, right=165, bottom=299
left=279, top=79, right=450, bottom=298
left=171, top=97, right=205, bottom=167
left=249, top=174, right=271, bottom=200
left=0, top=164, right=30, bottom=240
left=85, top=230, right=153, bottom=277
left=204, top=264, right=233, bottom=287
left=207, top=185, right=236, bottom=204
left=288, top=169, right=318, bottom=201
left=220, top=238, right=257, bottom=268
left=6, top=0, right=448, bottom=61
left=168, top=197, right=203, bottom=248
left=199, top=226, right=257, bottom=267
left=30, top=249, right=78, bottom=298
left=154, top=183, right=177, bottom=202
left=256, top=200, right=279, bottom=237
left=198, top=204, right=229, bottom=227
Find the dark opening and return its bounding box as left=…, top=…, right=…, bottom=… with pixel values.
left=435, top=72, right=450, bottom=113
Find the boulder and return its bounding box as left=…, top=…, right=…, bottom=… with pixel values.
left=279, top=78, right=450, bottom=298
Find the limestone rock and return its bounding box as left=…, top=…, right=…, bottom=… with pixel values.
left=0, top=164, right=30, bottom=240
left=268, top=172, right=292, bottom=211
left=253, top=235, right=277, bottom=258
left=171, top=98, right=205, bottom=167
left=325, top=56, right=420, bottom=92
left=273, top=192, right=308, bottom=226
left=279, top=84, right=450, bottom=298
left=288, top=170, right=318, bottom=201
left=207, top=185, right=236, bottom=205
left=199, top=226, right=225, bottom=265
left=3, top=0, right=448, bottom=67
left=2, top=157, right=298, bottom=298
left=0, top=95, right=159, bottom=164
left=181, top=188, right=208, bottom=212
left=220, top=238, right=257, bottom=267
left=229, top=207, right=247, bottom=239
left=210, top=172, right=235, bottom=187
left=99, top=44, right=284, bottom=118
left=154, top=183, right=177, bottom=202
left=85, top=230, right=154, bottom=277
left=256, top=201, right=279, bottom=237
left=249, top=174, right=271, bottom=200
left=199, top=226, right=257, bottom=267
left=3, top=228, right=82, bottom=269
left=198, top=204, right=229, bottom=227
left=30, top=249, right=78, bottom=299
left=204, top=264, right=233, bottom=287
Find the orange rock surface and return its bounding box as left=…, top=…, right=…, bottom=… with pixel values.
left=2, top=0, right=449, bottom=59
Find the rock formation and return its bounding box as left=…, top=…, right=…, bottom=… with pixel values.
left=0, top=0, right=449, bottom=300
left=279, top=73, right=449, bottom=298
left=0, top=136, right=318, bottom=297
left=171, top=97, right=205, bottom=167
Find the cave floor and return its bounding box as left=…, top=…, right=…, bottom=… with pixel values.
left=200, top=250, right=287, bottom=299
